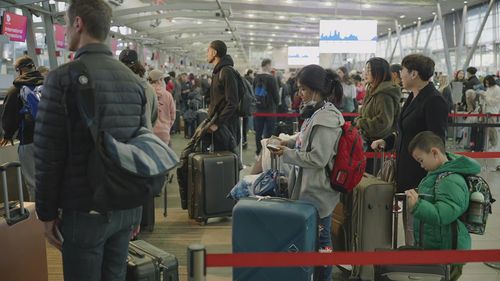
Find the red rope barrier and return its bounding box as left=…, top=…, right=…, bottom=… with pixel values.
left=206, top=249, right=500, bottom=268
left=364, top=152, right=500, bottom=159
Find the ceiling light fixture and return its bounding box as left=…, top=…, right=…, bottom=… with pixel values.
left=326, top=2, right=333, bottom=6
left=310, top=17, right=317, bottom=21
left=249, top=24, right=255, bottom=28
left=248, top=14, right=255, bottom=18
left=362, top=4, right=372, bottom=8
left=400, top=15, right=405, bottom=19
left=249, top=32, right=254, bottom=35
left=286, top=0, right=293, bottom=3
left=275, top=26, right=280, bottom=29
left=279, top=15, right=285, bottom=19
left=272, top=33, right=276, bottom=36
left=300, top=27, right=305, bottom=31
left=293, top=34, right=298, bottom=38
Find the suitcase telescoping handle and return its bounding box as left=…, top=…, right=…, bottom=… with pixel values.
left=0, top=162, right=26, bottom=222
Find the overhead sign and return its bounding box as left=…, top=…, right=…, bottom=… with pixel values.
left=319, top=20, right=377, bottom=54
left=1, top=12, right=28, bottom=42
left=54, top=24, right=66, bottom=49
left=288, top=47, right=319, bottom=66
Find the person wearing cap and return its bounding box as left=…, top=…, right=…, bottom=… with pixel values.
left=148, top=69, right=176, bottom=145
left=119, top=48, right=158, bottom=129
left=1, top=55, right=44, bottom=202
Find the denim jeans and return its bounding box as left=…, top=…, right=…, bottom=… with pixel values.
left=61, top=207, right=142, bottom=281
left=316, top=214, right=333, bottom=281
left=254, top=116, right=277, bottom=155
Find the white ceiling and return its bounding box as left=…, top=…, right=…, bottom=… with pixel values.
left=108, top=0, right=489, bottom=65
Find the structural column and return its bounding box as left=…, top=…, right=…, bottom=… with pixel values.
left=22, top=8, right=38, bottom=66
left=395, top=20, right=404, bottom=59
left=41, top=2, right=57, bottom=69
left=456, top=5, right=468, bottom=71
left=424, top=15, right=438, bottom=54
left=463, top=0, right=495, bottom=70
left=437, top=1, right=453, bottom=80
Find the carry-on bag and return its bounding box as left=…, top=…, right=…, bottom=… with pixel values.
left=350, top=174, right=394, bottom=280
left=232, top=197, right=319, bottom=281
left=374, top=200, right=451, bottom=281
left=126, top=239, right=179, bottom=281
left=187, top=134, right=238, bottom=224
left=0, top=162, right=48, bottom=281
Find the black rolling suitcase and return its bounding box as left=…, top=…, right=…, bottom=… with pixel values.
left=126, top=240, right=179, bottom=281
left=188, top=151, right=238, bottom=225
left=469, top=126, right=485, bottom=151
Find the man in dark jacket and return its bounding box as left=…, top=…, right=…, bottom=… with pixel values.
left=34, top=1, right=142, bottom=280
left=206, top=40, right=240, bottom=147
left=461, top=66, right=481, bottom=111
left=253, top=59, right=279, bottom=156
left=1, top=55, right=44, bottom=202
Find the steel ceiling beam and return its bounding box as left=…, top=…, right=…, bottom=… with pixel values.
left=113, top=10, right=231, bottom=26
left=112, top=2, right=231, bottom=18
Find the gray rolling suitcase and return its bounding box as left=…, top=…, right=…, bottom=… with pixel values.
left=350, top=174, right=394, bottom=280
left=126, top=240, right=179, bottom=281
left=188, top=151, right=238, bottom=224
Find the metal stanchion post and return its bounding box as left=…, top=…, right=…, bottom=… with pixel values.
left=188, top=244, right=206, bottom=281
left=240, top=117, right=246, bottom=168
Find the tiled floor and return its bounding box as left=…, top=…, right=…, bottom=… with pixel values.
left=44, top=131, right=500, bottom=281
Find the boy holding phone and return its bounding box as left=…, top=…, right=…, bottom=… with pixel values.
left=406, top=131, right=479, bottom=281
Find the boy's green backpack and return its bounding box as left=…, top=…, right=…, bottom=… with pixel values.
left=436, top=172, right=496, bottom=235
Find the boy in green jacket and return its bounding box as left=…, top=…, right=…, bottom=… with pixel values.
left=406, top=131, right=479, bottom=281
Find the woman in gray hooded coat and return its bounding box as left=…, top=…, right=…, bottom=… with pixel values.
left=272, top=65, right=344, bottom=281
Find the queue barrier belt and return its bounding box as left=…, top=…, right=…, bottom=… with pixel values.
left=365, top=152, right=500, bottom=159
left=206, top=249, right=500, bottom=268
left=252, top=112, right=500, bottom=118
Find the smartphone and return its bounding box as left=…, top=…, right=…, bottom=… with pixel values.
left=54, top=224, right=64, bottom=243
left=266, top=144, right=281, bottom=152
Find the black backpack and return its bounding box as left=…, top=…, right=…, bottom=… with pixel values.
left=68, top=61, right=179, bottom=211
left=220, top=66, right=256, bottom=117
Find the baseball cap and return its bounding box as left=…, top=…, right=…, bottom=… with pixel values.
left=119, top=49, right=138, bottom=65
left=148, top=69, right=165, bottom=82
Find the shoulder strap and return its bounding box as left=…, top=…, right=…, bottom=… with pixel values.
left=68, top=60, right=98, bottom=142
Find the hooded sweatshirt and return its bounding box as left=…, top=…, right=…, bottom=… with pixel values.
left=1, top=70, right=44, bottom=144
left=412, top=153, right=479, bottom=250
left=283, top=102, right=344, bottom=218
left=208, top=54, right=239, bottom=139
left=356, top=81, right=401, bottom=141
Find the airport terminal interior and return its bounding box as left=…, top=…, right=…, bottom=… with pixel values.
left=1, top=0, right=500, bottom=280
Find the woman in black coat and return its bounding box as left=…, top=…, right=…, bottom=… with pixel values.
left=371, top=54, right=448, bottom=246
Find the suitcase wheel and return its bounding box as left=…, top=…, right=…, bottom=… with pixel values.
left=196, top=218, right=208, bottom=226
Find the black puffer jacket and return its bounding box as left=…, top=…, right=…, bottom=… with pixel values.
left=1, top=70, right=44, bottom=144
left=208, top=55, right=239, bottom=140
left=35, top=44, right=148, bottom=221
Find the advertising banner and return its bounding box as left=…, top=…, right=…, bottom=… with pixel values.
left=55, top=24, right=66, bottom=49
left=1, top=12, right=28, bottom=42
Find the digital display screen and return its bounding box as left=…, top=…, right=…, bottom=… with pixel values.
left=319, top=20, right=377, bottom=54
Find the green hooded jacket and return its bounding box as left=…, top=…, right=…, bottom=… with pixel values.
left=356, top=81, right=401, bottom=140
left=412, top=153, right=480, bottom=250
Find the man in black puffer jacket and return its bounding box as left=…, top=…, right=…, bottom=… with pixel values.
left=1, top=56, right=44, bottom=202
left=34, top=1, right=143, bottom=280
